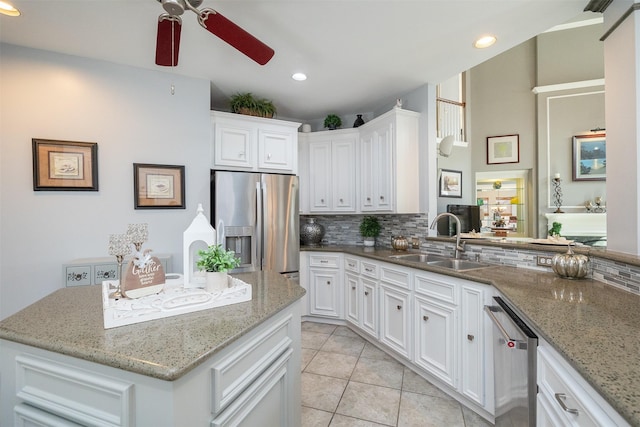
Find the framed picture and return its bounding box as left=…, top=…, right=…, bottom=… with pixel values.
left=439, top=169, right=462, bottom=198
left=487, top=134, right=520, bottom=164
left=573, top=133, right=606, bottom=181
left=133, top=163, right=185, bottom=209
left=32, top=139, right=98, bottom=191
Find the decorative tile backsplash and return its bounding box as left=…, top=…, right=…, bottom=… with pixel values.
left=301, top=214, right=430, bottom=247
left=301, top=214, right=640, bottom=296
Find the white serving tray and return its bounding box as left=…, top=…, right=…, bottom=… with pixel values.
left=102, top=274, right=252, bottom=329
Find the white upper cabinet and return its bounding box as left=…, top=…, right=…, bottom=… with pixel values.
left=300, top=130, right=358, bottom=213
left=299, top=107, right=420, bottom=214
left=212, top=111, right=300, bottom=174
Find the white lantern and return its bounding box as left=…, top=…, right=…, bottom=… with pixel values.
left=183, top=203, right=216, bottom=288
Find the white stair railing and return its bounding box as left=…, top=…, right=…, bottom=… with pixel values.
left=436, top=97, right=466, bottom=141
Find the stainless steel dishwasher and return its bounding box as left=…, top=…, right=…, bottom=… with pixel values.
left=485, top=296, right=538, bottom=427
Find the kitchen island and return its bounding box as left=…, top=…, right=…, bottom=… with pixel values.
left=0, top=271, right=305, bottom=427
left=301, top=245, right=640, bottom=426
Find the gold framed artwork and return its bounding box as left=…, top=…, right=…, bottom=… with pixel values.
left=133, top=163, right=185, bottom=209
left=32, top=139, right=98, bottom=191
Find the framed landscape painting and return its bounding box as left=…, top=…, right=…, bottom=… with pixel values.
left=439, top=169, right=462, bottom=198
left=487, top=134, right=520, bottom=164
left=573, top=133, right=606, bottom=181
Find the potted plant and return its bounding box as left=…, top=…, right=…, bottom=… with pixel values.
left=197, top=244, right=241, bottom=292
left=229, top=92, right=276, bottom=118
left=359, top=215, right=381, bottom=247
left=324, top=114, right=342, bottom=130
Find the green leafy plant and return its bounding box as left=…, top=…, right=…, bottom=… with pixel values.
left=549, top=221, right=562, bottom=237
left=229, top=92, right=276, bottom=118
left=197, top=244, right=241, bottom=272
left=359, top=216, right=381, bottom=238
left=323, top=114, right=342, bottom=130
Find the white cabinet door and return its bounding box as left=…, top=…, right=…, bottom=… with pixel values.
left=331, top=139, right=356, bottom=211
left=361, top=277, right=378, bottom=339
left=299, top=253, right=310, bottom=316
left=373, top=122, right=393, bottom=211
left=214, top=124, right=254, bottom=169
left=414, top=295, right=457, bottom=387
left=380, top=284, right=411, bottom=358
left=345, top=273, right=359, bottom=325
left=460, top=283, right=485, bottom=406
left=309, top=268, right=341, bottom=318
left=359, top=131, right=375, bottom=211
left=308, top=141, right=332, bottom=212
left=258, top=129, right=295, bottom=172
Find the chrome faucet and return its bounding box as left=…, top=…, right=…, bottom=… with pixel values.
left=430, top=212, right=466, bottom=259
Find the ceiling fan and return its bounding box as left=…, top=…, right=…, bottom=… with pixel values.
left=155, top=0, right=275, bottom=67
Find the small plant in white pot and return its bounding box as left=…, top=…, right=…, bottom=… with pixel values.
left=197, top=244, right=241, bottom=292
left=359, top=216, right=381, bottom=247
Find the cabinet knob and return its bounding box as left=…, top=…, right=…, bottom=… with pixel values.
left=320, top=198, right=325, bottom=203
left=239, top=152, right=245, bottom=157
left=267, top=153, right=272, bottom=160
left=467, top=334, right=475, bottom=342
left=364, top=291, right=369, bottom=296
left=340, top=198, right=344, bottom=203
left=423, top=315, right=429, bottom=321
left=397, top=305, right=402, bottom=310
left=366, top=197, right=371, bottom=202
left=351, top=286, right=356, bottom=290
left=380, top=196, right=384, bottom=200
left=326, top=281, right=331, bottom=285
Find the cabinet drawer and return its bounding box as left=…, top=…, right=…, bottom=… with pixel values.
left=344, top=257, right=360, bottom=273
left=15, top=354, right=134, bottom=427
left=14, top=403, right=84, bottom=427
left=414, top=273, right=458, bottom=304
left=309, top=254, right=340, bottom=268
left=537, top=346, right=626, bottom=427
left=361, top=261, right=378, bottom=279
left=211, top=315, right=292, bottom=415
left=380, top=264, right=410, bottom=289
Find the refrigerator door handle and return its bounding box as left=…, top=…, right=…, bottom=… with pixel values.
left=256, top=181, right=263, bottom=271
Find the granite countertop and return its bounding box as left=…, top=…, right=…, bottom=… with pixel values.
left=302, top=245, right=640, bottom=426
left=0, top=271, right=305, bottom=381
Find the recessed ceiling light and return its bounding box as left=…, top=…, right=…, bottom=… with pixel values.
left=474, top=35, right=496, bottom=49
left=0, top=1, right=20, bottom=16
left=292, top=72, right=307, bottom=81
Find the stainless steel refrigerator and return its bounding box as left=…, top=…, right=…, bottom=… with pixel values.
left=211, top=170, right=299, bottom=275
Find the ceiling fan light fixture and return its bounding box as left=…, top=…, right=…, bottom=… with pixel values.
left=161, top=0, right=186, bottom=16
left=292, top=72, right=307, bottom=81
left=474, top=35, right=497, bottom=49
left=0, top=1, right=20, bottom=16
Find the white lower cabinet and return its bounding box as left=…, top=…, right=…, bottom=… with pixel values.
left=303, top=252, right=494, bottom=418
left=414, top=295, right=457, bottom=387
left=380, top=284, right=411, bottom=359
left=2, top=308, right=301, bottom=427
left=537, top=341, right=630, bottom=427
left=307, top=253, right=343, bottom=319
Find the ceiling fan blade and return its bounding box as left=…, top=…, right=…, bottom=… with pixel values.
left=198, top=9, right=274, bottom=65
left=156, top=14, right=182, bottom=66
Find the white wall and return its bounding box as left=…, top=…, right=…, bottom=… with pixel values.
left=0, top=44, right=211, bottom=319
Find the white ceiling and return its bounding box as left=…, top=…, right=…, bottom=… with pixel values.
left=0, top=0, right=591, bottom=121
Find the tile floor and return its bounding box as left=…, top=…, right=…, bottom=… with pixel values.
left=301, top=321, right=494, bottom=427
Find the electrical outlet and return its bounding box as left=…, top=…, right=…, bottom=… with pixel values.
left=537, top=255, right=554, bottom=267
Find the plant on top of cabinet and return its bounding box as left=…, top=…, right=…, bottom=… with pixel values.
left=360, top=215, right=381, bottom=247
left=324, top=114, right=342, bottom=130
left=229, top=92, right=277, bottom=118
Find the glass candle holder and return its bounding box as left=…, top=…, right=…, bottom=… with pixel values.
left=108, top=233, right=131, bottom=299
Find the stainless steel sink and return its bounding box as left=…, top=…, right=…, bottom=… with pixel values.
left=426, top=259, right=491, bottom=271
left=388, top=253, right=450, bottom=263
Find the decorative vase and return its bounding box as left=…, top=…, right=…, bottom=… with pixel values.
left=206, top=271, right=228, bottom=292
left=353, top=114, right=365, bottom=127
left=300, top=218, right=325, bottom=246
left=363, top=237, right=375, bottom=247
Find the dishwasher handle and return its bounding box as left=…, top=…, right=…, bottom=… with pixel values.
left=484, top=305, right=529, bottom=350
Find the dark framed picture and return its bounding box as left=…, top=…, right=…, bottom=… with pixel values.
left=573, top=133, right=606, bottom=181
left=487, top=134, right=520, bottom=164
left=439, top=169, right=462, bottom=198
left=133, top=163, right=185, bottom=209
left=32, top=139, right=98, bottom=191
